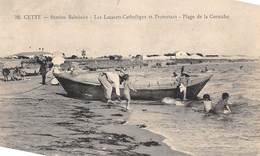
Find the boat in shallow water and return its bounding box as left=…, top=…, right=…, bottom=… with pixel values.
left=54, top=72, right=212, bottom=101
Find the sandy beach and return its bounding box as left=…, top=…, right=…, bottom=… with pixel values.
left=1, top=60, right=260, bottom=155
left=0, top=75, right=187, bottom=156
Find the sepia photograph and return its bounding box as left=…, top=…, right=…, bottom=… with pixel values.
left=0, top=0, right=260, bottom=155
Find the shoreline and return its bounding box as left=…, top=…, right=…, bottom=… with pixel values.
left=143, top=126, right=193, bottom=156
left=126, top=119, right=194, bottom=156
left=0, top=76, right=188, bottom=156
left=125, top=104, right=194, bottom=156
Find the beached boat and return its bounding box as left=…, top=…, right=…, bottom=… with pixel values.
left=54, top=72, right=212, bottom=101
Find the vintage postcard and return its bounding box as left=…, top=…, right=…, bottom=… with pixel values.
left=0, top=0, right=259, bottom=155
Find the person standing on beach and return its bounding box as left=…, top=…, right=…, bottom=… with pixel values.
left=214, top=92, right=232, bottom=114
left=37, top=56, right=53, bottom=85
left=39, top=60, right=48, bottom=85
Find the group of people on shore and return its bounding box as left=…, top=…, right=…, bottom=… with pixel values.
left=2, top=67, right=25, bottom=81
left=1, top=55, right=53, bottom=84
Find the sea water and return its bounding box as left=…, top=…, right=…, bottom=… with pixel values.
left=128, top=61, right=260, bottom=156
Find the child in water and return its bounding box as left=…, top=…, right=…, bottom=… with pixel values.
left=203, top=94, right=214, bottom=113
left=121, top=74, right=137, bottom=110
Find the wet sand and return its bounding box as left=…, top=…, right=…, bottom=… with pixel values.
left=0, top=75, right=186, bottom=156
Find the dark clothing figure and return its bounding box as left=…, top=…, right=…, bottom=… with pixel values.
left=181, top=66, right=184, bottom=74
left=180, top=66, right=190, bottom=77
left=39, top=61, right=48, bottom=85
left=2, top=68, right=10, bottom=81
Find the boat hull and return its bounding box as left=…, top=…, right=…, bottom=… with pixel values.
left=54, top=73, right=212, bottom=101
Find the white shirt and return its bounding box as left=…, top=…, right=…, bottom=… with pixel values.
left=204, top=101, right=213, bottom=112
left=105, top=72, right=120, bottom=96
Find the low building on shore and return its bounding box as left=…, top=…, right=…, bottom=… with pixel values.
left=10, top=51, right=53, bottom=59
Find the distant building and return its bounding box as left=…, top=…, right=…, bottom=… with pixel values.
left=131, top=54, right=143, bottom=61
left=108, top=55, right=123, bottom=60
left=143, top=51, right=205, bottom=60
left=189, top=53, right=204, bottom=59
left=11, top=51, right=53, bottom=59
left=196, top=53, right=204, bottom=57
left=175, top=51, right=190, bottom=59
left=205, top=55, right=219, bottom=57
left=163, top=53, right=176, bottom=59
left=163, top=51, right=205, bottom=59
left=167, top=51, right=197, bottom=59
left=143, top=54, right=170, bottom=60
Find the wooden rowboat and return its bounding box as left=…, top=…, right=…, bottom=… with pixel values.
left=54, top=72, right=212, bottom=101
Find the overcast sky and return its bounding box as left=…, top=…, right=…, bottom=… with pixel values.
left=0, top=0, right=259, bottom=57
